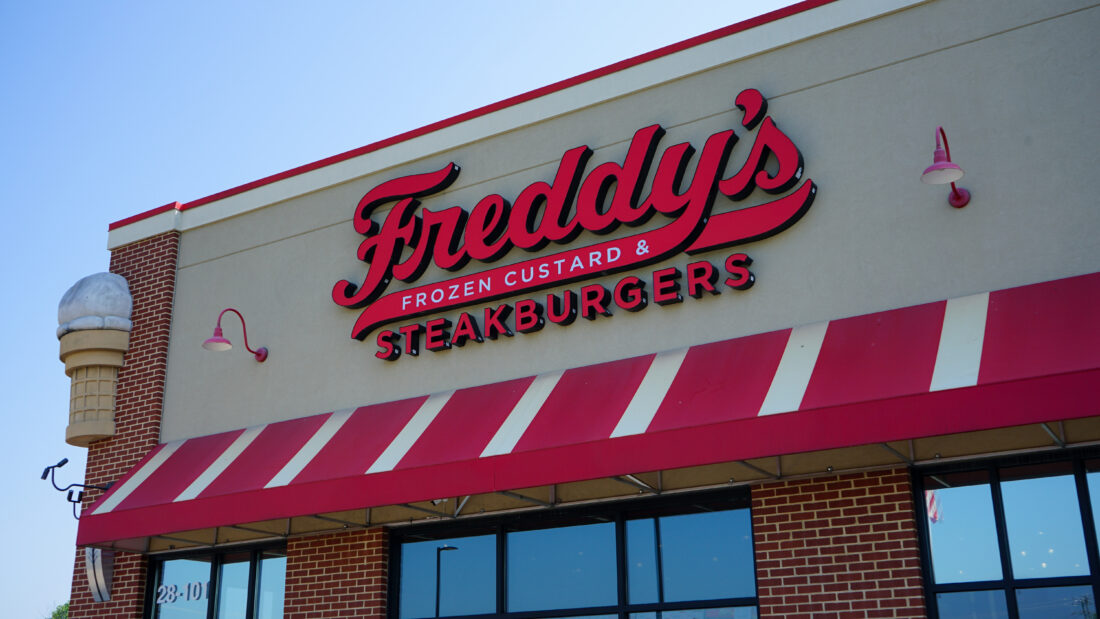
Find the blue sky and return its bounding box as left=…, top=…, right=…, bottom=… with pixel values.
left=0, top=2, right=798, bottom=615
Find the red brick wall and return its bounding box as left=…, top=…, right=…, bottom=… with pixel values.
left=752, top=467, right=927, bottom=619
left=69, top=232, right=180, bottom=618
left=285, top=527, right=389, bottom=618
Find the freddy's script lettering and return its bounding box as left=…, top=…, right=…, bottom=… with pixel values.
left=333, top=88, right=816, bottom=342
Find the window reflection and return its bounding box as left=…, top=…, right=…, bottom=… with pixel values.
left=255, top=551, right=286, bottom=619
left=627, top=509, right=754, bottom=603
left=626, top=519, right=660, bottom=604
left=924, top=472, right=1003, bottom=584
left=631, top=606, right=758, bottom=619
left=936, top=590, right=1009, bottom=619
left=661, top=510, right=754, bottom=601
left=507, top=522, right=617, bottom=611
left=1001, top=464, right=1089, bottom=579
left=395, top=495, right=757, bottom=618
left=216, top=552, right=250, bottom=618
left=400, top=534, right=496, bottom=618
left=1016, top=585, right=1096, bottom=619
left=1085, top=461, right=1100, bottom=547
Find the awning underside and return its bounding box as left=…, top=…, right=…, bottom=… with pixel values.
left=79, top=272, right=1100, bottom=549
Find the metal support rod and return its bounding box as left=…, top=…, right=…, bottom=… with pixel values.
left=155, top=534, right=212, bottom=547
left=739, top=460, right=780, bottom=480
left=227, top=524, right=285, bottom=537
left=497, top=490, right=553, bottom=508
left=311, top=514, right=364, bottom=528
left=880, top=443, right=914, bottom=465
left=613, top=475, right=659, bottom=494
left=928, top=474, right=951, bottom=489
left=399, top=503, right=451, bottom=518
left=1040, top=422, right=1066, bottom=448
left=454, top=496, right=470, bottom=518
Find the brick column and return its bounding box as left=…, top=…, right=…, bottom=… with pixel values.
left=752, top=467, right=927, bottom=618
left=69, top=231, right=180, bottom=618
left=285, top=528, right=389, bottom=618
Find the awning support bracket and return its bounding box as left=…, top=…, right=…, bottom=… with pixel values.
left=454, top=496, right=470, bottom=518
left=311, top=514, right=366, bottom=528
left=227, top=524, right=285, bottom=537
left=155, top=533, right=213, bottom=548
left=399, top=503, right=452, bottom=518
left=880, top=443, right=914, bottom=465
left=1040, top=422, right=1066, bottom=448
left=613, top=475, right=660, bottom=495
left=498, top=490, right=553, bottom=508
left=739, top=460, right=780, bottom=480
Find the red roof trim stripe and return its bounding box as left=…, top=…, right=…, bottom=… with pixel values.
left=108, top=0, right=836, bottom=232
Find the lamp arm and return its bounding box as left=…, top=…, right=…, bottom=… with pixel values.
left=217, top=308, right=264, bottom=356
left=936, top=126, right=964, bottom=200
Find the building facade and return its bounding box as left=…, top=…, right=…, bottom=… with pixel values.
left=62, top=1, right=1100, bottom=617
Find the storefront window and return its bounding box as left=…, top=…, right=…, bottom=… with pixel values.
left=630, top=607, right=757, bottom=619
left=627, top=510, right=755, bottom=603
left=1016, top=585, right=1096, bottom=619
left=508, top=522, right=617, bottom=611
left=216, top=551, right=251, bottom=618
left=393, top=492, right=756, bottom=619
left=1001, top=464, right=1089, bottom=579
left=925, top=471, right=1002, bottom=584
left=149, top=546, right=285, bottom=619
left=400, top=534, right=496, bottom=618
left=255, top=551, right=286, bottom=619
left=919, top=453, right=1100, bottom=619
left=935, top=590, right=1008, bottom=619
left=153, top=557, right=211, bottom=618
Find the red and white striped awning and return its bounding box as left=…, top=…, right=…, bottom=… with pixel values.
left=78, top=272, right=1100, bottom=545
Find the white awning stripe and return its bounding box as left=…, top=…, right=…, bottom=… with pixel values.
left=92, top=441, right=183, bottom=514
left=611, top=349, right=689, bottom=438
left=174, top=425, right=266, bottom=502
left=930, top=292, right=990, bottom=391
left=367, top=391, right=455, bottom=473
left=757, top=321, right=829, bottom=416
left=264, top=408, right=354, bottom=488
left=481, top=371, right=564, bottom=457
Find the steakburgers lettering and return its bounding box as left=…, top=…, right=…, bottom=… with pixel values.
left=333, top=89, right=817, bottom=357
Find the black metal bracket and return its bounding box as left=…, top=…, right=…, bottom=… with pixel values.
left=41, top=458, right=113, bottom=520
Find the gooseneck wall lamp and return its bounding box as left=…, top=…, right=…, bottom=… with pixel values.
left=202, top=308, right=269, bottom=362
left=921, top=126, right=971, bottom=208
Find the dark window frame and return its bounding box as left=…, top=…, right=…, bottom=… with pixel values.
left=388, top=489, right=758, bottom=619
left=913, top=447, right=1100, bottom=619
left=144, top=543, right=287, bottom=619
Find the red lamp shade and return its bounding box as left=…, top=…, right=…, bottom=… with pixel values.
left=202, top=326, right=233, bottom=352
left=921, top=145, right=964, bottom=185
left=921, top=126, right=970, bottom=208
left=201, top=310, right=268, bottom=362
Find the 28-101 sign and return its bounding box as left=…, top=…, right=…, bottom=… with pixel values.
left=156, top=580, right=209, bottom=604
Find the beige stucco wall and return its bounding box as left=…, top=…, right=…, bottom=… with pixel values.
left=158, top=0, right=1100, bottom=441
